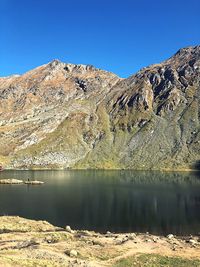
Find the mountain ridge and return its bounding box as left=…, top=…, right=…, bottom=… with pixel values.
left=0, top=46, right=199, bottom=170
left=1, top=45, right=199, bottom=79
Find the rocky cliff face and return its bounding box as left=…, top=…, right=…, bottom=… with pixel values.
left=0, top=46, right=200, bottom=170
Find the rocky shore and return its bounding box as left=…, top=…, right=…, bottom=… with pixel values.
left=0, top=216, right=199, bottom=267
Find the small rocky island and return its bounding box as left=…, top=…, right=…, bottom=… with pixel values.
left=0, top=179, right=44, bottom=185
left=0, top=216, right=199, bottom=267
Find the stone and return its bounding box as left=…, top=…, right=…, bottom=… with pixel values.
left=105, top=231, right=113, bottom=237
left=45, top=236, right=52, bottom=243
left=115, top=238, right=124, bottom=245
left=167, top=234, right=174, bottom=239
left=189, top=239, right=197, bottom=245
left=128, top=233, right=137, bottom=240
left=69, top=249, right=78, bottom=257
left=65, top=225, right=73, bottom=233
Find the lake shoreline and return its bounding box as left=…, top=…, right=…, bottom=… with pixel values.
left=0, top=216, right=199, bottom=267
left=1, top=168, right=200, bottom=178
left=2, top=167, right=200, bottom=173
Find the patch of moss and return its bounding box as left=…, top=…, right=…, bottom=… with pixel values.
left=114, top=254, right=200, bottom=267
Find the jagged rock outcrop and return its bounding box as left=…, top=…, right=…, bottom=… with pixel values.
left=0, top=46, right=199, bottom=170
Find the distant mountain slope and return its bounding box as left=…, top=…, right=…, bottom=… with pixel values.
left=0, top=46, right=199, bottom=170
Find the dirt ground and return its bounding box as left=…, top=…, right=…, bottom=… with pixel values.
left=0, top=216, right=199, bottom=266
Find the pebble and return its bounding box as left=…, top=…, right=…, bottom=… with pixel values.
left=189, top=239, right=197, bottom=245
left=115, top=237, right=129, bottom=245
left=105, top=231, right=113, bottom=237
left=167, top=234, right=174, bottom=239
left=45, top=236, right=52, bottom=243
left=128, top=233, right=136, bottom=240
left=70, top=249, right=78, bottom=257
left=65, top=225, right=74, bottom=233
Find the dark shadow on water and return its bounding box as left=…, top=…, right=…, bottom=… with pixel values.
left=192, top=160, right=200, bottom=170
left=191, top=160, right=200, bottom=178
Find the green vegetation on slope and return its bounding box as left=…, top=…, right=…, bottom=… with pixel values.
left=114, top=254, right=200, bottom=267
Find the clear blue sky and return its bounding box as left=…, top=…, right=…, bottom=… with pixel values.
left=0, top=0, right=200, bottom=78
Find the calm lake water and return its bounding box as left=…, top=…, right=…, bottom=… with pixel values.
left=0, top=170, right=200, bottom=235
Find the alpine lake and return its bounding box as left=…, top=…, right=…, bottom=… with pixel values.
left=0, top=170, right=200, bottom=236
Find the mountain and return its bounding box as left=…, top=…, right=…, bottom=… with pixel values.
left=0, top=46, right=200, bottom=170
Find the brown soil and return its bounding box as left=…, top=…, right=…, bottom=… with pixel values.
left=0, top=216, right=199, bottom=266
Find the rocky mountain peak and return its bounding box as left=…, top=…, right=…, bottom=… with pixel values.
left=45, top=59, right=66, bottom=75
left=174, top=45, right=200, bottom=57
left=48, top=59, right=63, bottom=67
left=46, top=59, right=97, bottom=75
left=165, top=45, right=200, bottom=68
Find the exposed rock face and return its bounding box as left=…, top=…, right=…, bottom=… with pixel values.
left=0, top=46, right=200, bottom=170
